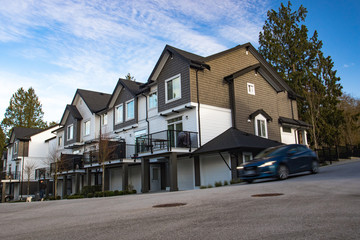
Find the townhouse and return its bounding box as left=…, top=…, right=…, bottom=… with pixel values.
left=1, top=126, right=59, bottom=201
left=51, top=42, right=310, bottom=197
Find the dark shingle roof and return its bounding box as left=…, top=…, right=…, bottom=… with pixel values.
left=66, top=105, right=83, bottom=119
left=11, top=127, right=43, bottom=140
left=77, top=89, right=111, bottom=113
left=278, top=117, right=311, bottom=128
left=119, top=79, right=143, bottom=95
left=192, top=127, right=282, bottom=155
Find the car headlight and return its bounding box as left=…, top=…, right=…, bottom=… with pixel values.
left=259, top=161, right=276, bottom=168
left=237, top=166, right=244, bottom=170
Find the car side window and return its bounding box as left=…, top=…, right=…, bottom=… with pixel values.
left=287, top=147, right=298, bottom=156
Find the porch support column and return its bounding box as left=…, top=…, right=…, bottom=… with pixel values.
left=122, top=163, right=129, bottom=191
left=194, top=156, right=201, bottom=187
left=141, top=158, right=150, bottom=193
left=74, top=173, right=80, bottom=194
left=104, top=167, right=110, bottom=191
left=86, top=168, right=91, bottom=186
left=169, top=152, right=178, bottom=192
left=230, top=153, right=239, bottom=180
left=1, top=181, right=6, bottom=203
left=62, top=176, right=67, bottom=198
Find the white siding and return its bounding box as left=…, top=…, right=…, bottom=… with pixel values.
left=200, top=153, right=231, bottom=186
left=280, top=126, right=296, bottom=144
left=199, top=104, right=232, bottom=145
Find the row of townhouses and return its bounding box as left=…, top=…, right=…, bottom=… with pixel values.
left=1, top=43, right=310, bottom=200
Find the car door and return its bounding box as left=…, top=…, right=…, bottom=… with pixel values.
left=286, top=146, right=302, bottom=173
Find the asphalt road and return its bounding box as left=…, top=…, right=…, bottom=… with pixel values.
left=0, top=160, right=359, bottom=240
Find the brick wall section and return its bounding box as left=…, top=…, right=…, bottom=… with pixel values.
left=190, top=47, right=258, bottom=108
left=233, top=71, right=295, bottom=142
left=157, top=55, right=191, bottom=112
left=113, top=90, right=137, bottom=130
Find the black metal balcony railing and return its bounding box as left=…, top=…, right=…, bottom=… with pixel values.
left=2, top=171, right=21, bottom=180
left=135, top=130, right=198, bottom=154
left=83, top=141, right=128, bottom=165
left=35, top=168, right=51, bottom=180
left=50, top=154, right=83, bottom=173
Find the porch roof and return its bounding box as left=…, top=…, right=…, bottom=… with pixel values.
left=192, top=127, right=282, bottom=155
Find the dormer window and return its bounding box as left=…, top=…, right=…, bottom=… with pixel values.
left=166, top=74, right=181, bottom=103
left=115, top=104, right=123, bottom=124
left=84, top=121, right=90, bottom=136
left=67, top=124, right=74, bottom=140
left=126, top=99, right=135, bottom=121
left=247, top=83, right=255, bottom=95
left=149, top=92, right=157, bottom=109
left=102, top=113, right=108, bottom=125
left=13, top=141, right=18, bottom=154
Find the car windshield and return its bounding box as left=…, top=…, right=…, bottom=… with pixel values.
left=254, top=145, right=285, bottom=159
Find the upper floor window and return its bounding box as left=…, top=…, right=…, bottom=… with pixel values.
left=115, top=104, right=123, bottom=124
left=126, top=99, right=135, bottom=121
left=247, top=83, right=255, bottom=95
left=67, top=124, right=74, bottom=140
left=13, top=141, right=18, bottom=154
left=149, top=92, right=157, bottom=109
left=84, top=121, right=90, bottom=136
left=102, top=113, right=108, bottom=125
left=254, top=114, right=268, bottom=138
left=58, top=136, right=63, bottom=146
left=282, top=126, right=292, bottom=133
left=166, top=74, right=181, bottom=103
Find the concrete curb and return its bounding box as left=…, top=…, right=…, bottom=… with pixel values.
left=320, top=158, right=360, bottom=168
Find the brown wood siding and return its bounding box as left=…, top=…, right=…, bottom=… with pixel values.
left=157, top=55, right=190, bottom=112
left=17, top=141, right=29, bottom=157
left=233, top=71, right=295, bottom=142
left=190, top=47, right=258, bottom=108
left=113, top=90, right=137, bottom=130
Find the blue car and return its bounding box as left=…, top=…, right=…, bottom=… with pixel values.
left=237, top=144, right=319, bottom=183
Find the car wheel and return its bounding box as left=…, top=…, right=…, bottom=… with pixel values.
left=246, top=179, right=253, bottom=184
left=277, top=165, right=289, bottom=180
left=311, top=160, right=319, bottom=174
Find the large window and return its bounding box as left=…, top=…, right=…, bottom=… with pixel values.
left=149, top=92, right=157, bottom=109
left=126, top=99, right=135, bottom=121
left=84, top=121, right=90, bottom=136
left=67, top=124, right=74, bottom=140
left=13, top=141, right=18, bottom=154
left=166, top=74, right=181, bottom=102
left=254, top=114, right=268, bottom=138
left=58, top=136, right=63, bottom=146
left=102, top=113, right=108, bottom=125
left=115, top=104, right=123, bottom=124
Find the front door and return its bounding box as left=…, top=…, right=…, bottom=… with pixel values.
left=150, top=165, right=161, bottom=192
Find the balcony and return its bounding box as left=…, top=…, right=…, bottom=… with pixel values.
left=83, top=141, right=137, bottom=166
left=50, top=154, right=83, bottom=174
left=35, top=168, right=51, bottom=180
left=1, top=171, right=21, bottom=180
left=135, top=130, right=198, bottom=156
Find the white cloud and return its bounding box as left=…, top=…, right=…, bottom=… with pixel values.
left=0, top=0, right=270, bottom=122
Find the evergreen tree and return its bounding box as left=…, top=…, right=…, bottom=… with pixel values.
left=0, top=127, right=5, bottom=170
left=258, top=1, right=343, bottom=148
left=125, top=73, right=136, bottom=81
left=1, top=87, right=47, bottom=137
left=338, top=94, right=360, bottom=145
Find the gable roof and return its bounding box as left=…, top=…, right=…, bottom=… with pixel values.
left=192, top=127, right=282, bottom=155
left=107, top=78, right=143, bottom=108
left=10, top=127, right=44, bottom=141
left=278, top=116, right=311, bottom=128
left=76, top=89, right=111, bottom=113
left=59, top=105, right=83, bottom=125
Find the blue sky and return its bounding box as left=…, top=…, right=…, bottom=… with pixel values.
left=0, top=0, right=359, bottom=123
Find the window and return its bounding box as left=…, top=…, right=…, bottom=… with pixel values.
left=58, top=136, right=63, bottom=146
left=149, top=92, right=157, bottom=109
left=254, top=114, right=268, bottom=138
left=166, top=74, right=181, bottom=102
left=102, top=113, right=108, bottom=125
left=67, top=124, right=74, bottom=140
left=13, top=141, right=18, bottom=154
left=282, top=126, right=292, bottom=133
left=242, top=152, right=253, bottom=164
left=126, top=99, right=135, bottom=121
left=115, top=104, right=123, bottom=124
left=84, top=121, right=90, bottom=136
left=247, top=83, right=255, bottom=95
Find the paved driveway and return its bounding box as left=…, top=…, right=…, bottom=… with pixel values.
left=0, top=159, right=359, bottom=240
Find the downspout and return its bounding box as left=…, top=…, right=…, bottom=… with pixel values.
left=228, top=78, right=236, bottom=128
left=196, top=69, right=202, bottom=147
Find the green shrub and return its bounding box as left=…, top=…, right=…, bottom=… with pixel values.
left=131, top=189, right=137, bottom=194
left=230, top=179, right=242, bottom=184
left=207, top=184, right=213, bottom=188
left=214, top=181, right=222, bottom=187
left=81, top=185, right=102, bottom=196
left=104, top=191, right=115, bottom=197
left=114, top=190, right=120, bottom=196
left=94, top=191, right=102, bottom=198
left=66, top=195, right=84, bottom=200
left=223, top=180, right=229, bottom=186
left=87, top=193, right=94, bottom=198
left=200, top=186, right=207, bottom=189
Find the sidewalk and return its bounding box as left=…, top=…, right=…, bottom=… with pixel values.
left=321, top=157, right=360, bottom=167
